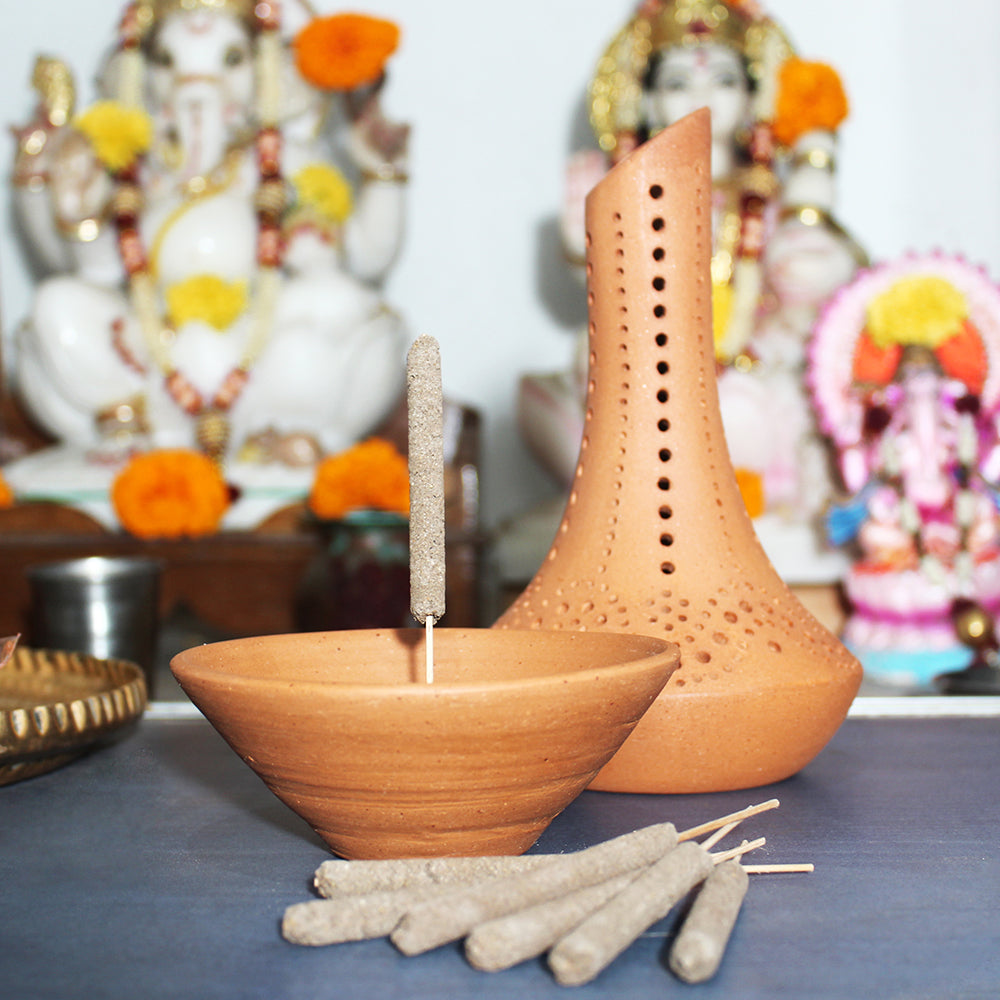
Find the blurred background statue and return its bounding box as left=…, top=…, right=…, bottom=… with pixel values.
left=811, top=254, right=1000, bottom=688
left=7, top=0, right=409, bottom=526
left=511, top=0, right=866, bottom=584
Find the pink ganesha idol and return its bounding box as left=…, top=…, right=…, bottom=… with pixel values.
left=809, top=253, right=1000, bottom=689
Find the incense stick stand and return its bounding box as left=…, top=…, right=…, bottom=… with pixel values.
left=496, top=110, right=862, bottom=792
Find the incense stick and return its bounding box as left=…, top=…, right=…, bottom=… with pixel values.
left=285, top=800, right=813, bottom=980
left=406, top=335, right=446, bottom=683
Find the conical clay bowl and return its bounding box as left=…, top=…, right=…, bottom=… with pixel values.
left=171, top=628, right=679, bottom=858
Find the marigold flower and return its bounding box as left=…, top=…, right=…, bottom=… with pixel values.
left=112, top=449, right=230, bottom=539
left=934, top=320, right=987, bottom=396
left=308, top=437, right=410, bottom=520
left=166, top=275, right=248, bottom=331
left=866, top=276, right=969, bottom=351
left=851, top=332, right=903, bottom=386
left=292, top=163, right=354, bottom=224
left=74, top=100, right=153, bottom=172
left=0, top=474, right=14, bottom=509
left=294, top=14, right=400, bottom=91
left=772, top=59, right=848, bottom=147
left=734, top=468, right=765, bottom=519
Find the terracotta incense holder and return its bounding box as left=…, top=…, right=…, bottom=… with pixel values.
left=497, top=109, right=862, bottom=792
left=171, top=628, right=678, bottom=858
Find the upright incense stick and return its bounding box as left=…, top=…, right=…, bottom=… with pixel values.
left=407, top=335, right=446, bottom=683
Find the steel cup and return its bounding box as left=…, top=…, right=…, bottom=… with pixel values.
left=27, top=556, right=162, bottom=697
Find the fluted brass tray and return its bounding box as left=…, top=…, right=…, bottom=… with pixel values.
left=0, top=647, right=147, bottom=786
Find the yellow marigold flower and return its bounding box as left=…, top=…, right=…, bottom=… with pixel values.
left=112, top=449, right=230, bottom=539
left=293, top=163, right=354, bottom=224
left=309, top=438, right=410, bottom=521
left=294, top=13, right=400, bottom=91
left=866, top=276, right=969, bottom=350
left=74, top=101, right=153, bottom=172
left=166, top=275, right=248, bottom=331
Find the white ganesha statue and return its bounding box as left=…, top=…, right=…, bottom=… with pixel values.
left=7, top=0, right=410, bottom=526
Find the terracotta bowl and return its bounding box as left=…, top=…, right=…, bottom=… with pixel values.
left=170, top=628, right=679, bottom=859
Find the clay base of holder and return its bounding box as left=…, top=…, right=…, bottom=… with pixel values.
left=589, top=668, right=857, bottom=793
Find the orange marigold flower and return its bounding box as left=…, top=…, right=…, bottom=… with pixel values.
left=772, top=58, right=848, bottom=147
left=734, top=468, right=765, bottom=519
left=294, top=13, right=400, bottom=91
left=935, top=319, right=988, bottom=397
left=852, top=330, right=903, bottom=387
left=308, top=437, right=410, bottom=521
left=0, top=474, right=14, bottom=509
left=112, top=449, right=230, bottom=539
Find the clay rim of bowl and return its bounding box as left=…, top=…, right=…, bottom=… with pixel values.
left=170, top=628, right=681, bottom=697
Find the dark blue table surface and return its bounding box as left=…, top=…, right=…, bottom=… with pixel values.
left=2, top=712, right=998, bottom=1000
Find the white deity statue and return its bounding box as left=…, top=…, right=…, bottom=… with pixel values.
left=7, top=0, right=410, bottom=526
left=512, top=0, right=867, bottom=583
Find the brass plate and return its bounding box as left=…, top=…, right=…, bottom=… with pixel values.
left=0, top=647, right=147, bottom=786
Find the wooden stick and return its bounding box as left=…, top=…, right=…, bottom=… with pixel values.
left=678, top=799, right=779, bottom=842
left=698, top=820, right=740, bottom=852
left=742, top=863, right=814, bottom=874
left=711, top=837, right=766, bottom=865
left=425, top=615, right=434, bottom=684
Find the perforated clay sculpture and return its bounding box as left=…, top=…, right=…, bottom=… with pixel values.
left=496, top=109, right=862, bottom=792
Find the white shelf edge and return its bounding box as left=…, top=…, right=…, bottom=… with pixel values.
left=847, top=696, right=1000, bottom=718
left=145, top=701, right=204, bottom=721
left=143, top=695, right=1000, bottom=722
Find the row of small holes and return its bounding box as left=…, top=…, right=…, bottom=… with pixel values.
left=650, top=184, right=674, bottom=577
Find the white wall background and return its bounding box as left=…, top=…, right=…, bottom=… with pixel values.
left=2, top=0, right=999, bottom=531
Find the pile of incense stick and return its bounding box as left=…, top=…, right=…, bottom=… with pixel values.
left=282, top=798, right=811, bottom=985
